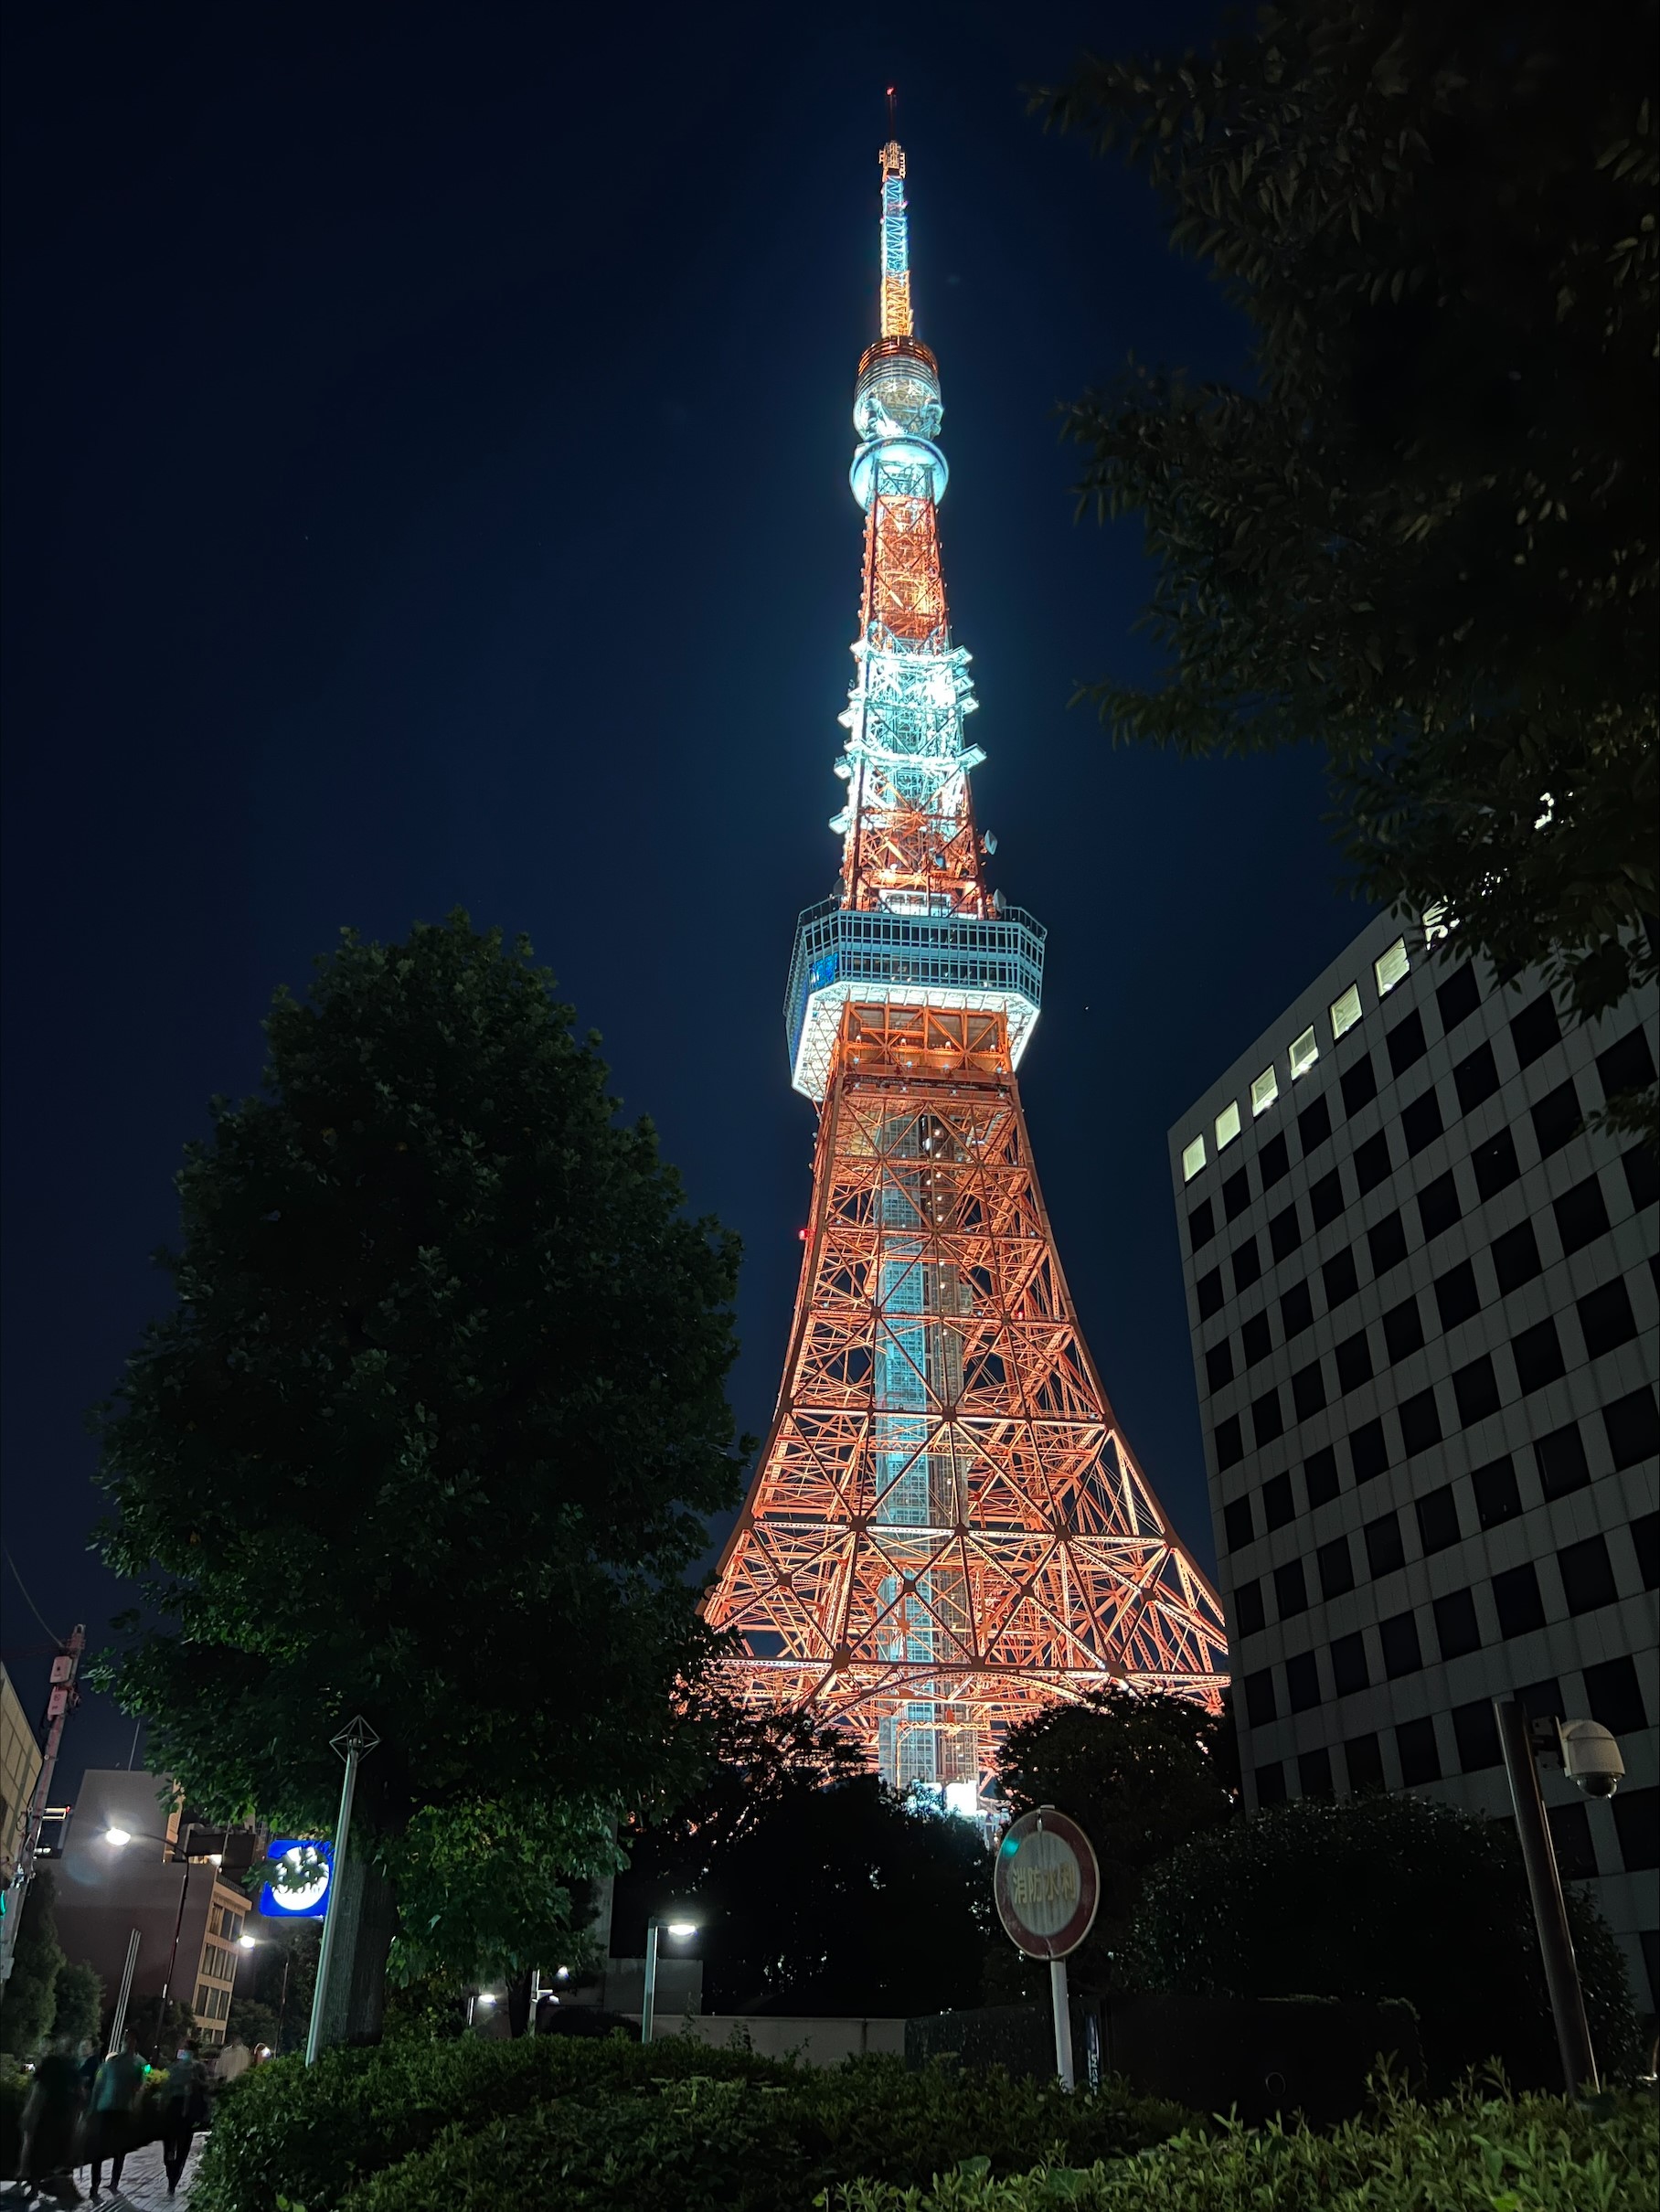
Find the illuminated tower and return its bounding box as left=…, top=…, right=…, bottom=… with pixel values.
left=704, top=139, right=1229, bottom=1795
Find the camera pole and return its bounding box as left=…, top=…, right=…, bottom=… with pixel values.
left=1494, top=1697, right=1598, bottom=2094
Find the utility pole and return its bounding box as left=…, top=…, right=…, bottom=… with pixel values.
left=1, top=1623, right=85, bottom=1986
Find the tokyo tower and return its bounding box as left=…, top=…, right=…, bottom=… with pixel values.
left=704, top=135, right=1229, bottom=1796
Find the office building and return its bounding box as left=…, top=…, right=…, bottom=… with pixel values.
left=1169, top=908, right=1658, bottom=2011
left=53, top=1770, right=256, bottom=2046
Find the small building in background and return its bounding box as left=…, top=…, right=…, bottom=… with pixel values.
left=1168, top=908, right=1657, bottom=2014
left=0, top=1664, right=44, bottom=1890
left=53, top=1769, right=259, bottom=2046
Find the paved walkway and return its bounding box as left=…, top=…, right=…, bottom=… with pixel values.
left=3, top=2135, right=206, bottom=2210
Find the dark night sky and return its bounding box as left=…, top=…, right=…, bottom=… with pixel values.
left=1, top=3, right=1371, bottom=1796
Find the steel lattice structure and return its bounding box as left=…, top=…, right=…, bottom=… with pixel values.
left=703, top=138, right=1229, bottom=1794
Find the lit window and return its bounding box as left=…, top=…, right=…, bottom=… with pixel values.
left=1290, top=1026, right=1319, bottom=1080
left=1250, top=1066, right=1279, bottom=1116
left=1375, top=937, right=1410, bottom=995
left=1329, top=984, right=1362, bottom=1039
left=1215, top=1101, right=1242, bottom=1152
left=1181, top=1134, right=1207, bottom=1182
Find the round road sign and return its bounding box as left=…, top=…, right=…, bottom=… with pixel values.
left=993, top=1805, right=1100, bottom=1961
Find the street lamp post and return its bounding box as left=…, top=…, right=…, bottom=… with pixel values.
left=103, top=1823, right=193, bottom=2020
left=641, top=1914, right=697, bottom=2047
left=305, top=1716, right=380, bottom=2067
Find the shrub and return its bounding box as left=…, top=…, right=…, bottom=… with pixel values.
left=190, top=2032, right=791, bottom=2212
left=335, top=2049, right=1187, bottom=2212
left=824, top=2080, right=1660, bottom=2210
left=1128, top=1793, right=1642, bottom=2087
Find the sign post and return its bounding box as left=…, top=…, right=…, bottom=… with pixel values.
left=992, top=1806, right=1100, bottom=2092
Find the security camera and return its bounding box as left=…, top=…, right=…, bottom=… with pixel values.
left=1559, top=1719, right=1624, bottom=1801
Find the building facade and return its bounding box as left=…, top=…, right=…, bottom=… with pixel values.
left=1168, top=908, right=1659, bottom=2014
left=0, top=1664, right=44, bottom=1888
left=52, top=1770, right=252, bottom=2047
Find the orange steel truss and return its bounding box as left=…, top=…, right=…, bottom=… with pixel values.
left=705, top=1002, right=1229, bottom=1789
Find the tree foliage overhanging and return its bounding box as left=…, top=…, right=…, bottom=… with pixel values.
left=1041, top=0, right=1657, bottom=1038
left=993, top=1686, right=1239, bottom=1993
left=93, top=914, right=747, bottom=1993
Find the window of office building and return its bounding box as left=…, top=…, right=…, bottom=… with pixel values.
left=1580, top=1277, right=1639, bottom=1359
left=1581, top=1655, right=1647, bottom=1737
left=1349, top=1418, right=1389, bottom=1482
left=1345, top=1731, right=1387, bottom=1792
left=1367, top=1208, right=1410, bottom=1275
left=1555, top=1173, right=1611, bottom=1257
left=1205, top=1338, right=1234, bottom=1392
left=1286, top=1651, right=1321, bottom=1712
left=1433, top=1587, right=1482, bottom=1660
left=1418, top=1169, right=1462, bottom=1239
left=1473, top=1128, right=1522, bottom=1201
left=1401, top=1090, right=1444, bottom=1157
left=1299, top=1746, right=1335, bottom=1798
left=1452, top=1699, right=1503, bottom=1772
left=1492, top=1218, right=1543, bottom=1294
left=1252, top=1065, right=1280, bottom=1116
left=1472, top=1454, right=1522, bottom=1530
left=1223, top=1165, right=1252, bottom=1222
left=1341, top=1055, right=1378, bottom=1115
left=1330, top=984, right=1362, bottom=1039
left=1317, top=1534, right=1357, bottom=1601
left=1382, top=1295, right=1426, bottom=1362
left=1396, top=1716, right=1442, bottom=1786
left=1331, top=1632, right=1369, bottom=1696
left=1605, top=1387, right=1660, bottom=1470
left=1241, top=1310, right=1273, bottom=1366
left=1292, top=1359, right=1327, bottom=1420
left=1558, top=1533, right=1618, bottom=1615
left=1261, top=1472, right=1295, bottom=1531
left=1379, top=1611, right=1423, bottom=1678
left=1399, top=1386, right=1443, bottom=1456
left=1259, top=1128, right=1291, bottom=1186
left=1415, top=1485, right=1461, bottom=1554
left=1532, top=1077, right=1582, bottom=1159
left=1494, top=1561, right=1548, bottom=1638
left=1435, top=962, right=1482, bottom=1033
left=1290, top=1025, right=1319, bottom=1079
left=1323, top=1248, right=1360, bottom=1308
left=1364, top=1512, right=1406, bottom=1579
left=1453, top=1041, right=1501, bottom=1114
left=1304, top=1445, right=1341, bottom=1509
left=1281, top=1279, right=1314, bottom=1337
left=1374, top=938, right=1410, bottom=996
left=1512, top=1317, right=1567, bottom=1393
left=1510, top=993, right=1562, bottom=1069
left=1299, top=1092, right=1334, bottom=1154
left=1274, top=1558, right=1309, bottom=1618
left=1434, top=1259, right=1481, bottom=1331
left=1182, top=1133, right=1207, bottom=1182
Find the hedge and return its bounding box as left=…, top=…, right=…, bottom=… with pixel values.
left=824, top=2081, right=1660, bottom=2211
left=195, top=2034, right=1188, bottom=2212
left=335, top=2050, right=1187, bottom=2212
left=191, top=2032, right=793, bottom=2212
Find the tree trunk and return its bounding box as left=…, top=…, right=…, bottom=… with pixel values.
left=314, top=1854, right=398, bottom=2052
left=506, top=1966, right=533, bottom=2038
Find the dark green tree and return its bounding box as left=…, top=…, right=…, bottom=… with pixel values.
left=0, top=1869, right=65, bottom=2058
left=616, top=1712, right=992, bottom=2016
left=50, top=1960, right=103, bottom=2050
left=993, top=1686, right=1238, bottom=1992
left=1041, top=1, right=1657, bottom=1103
left=94, top=914, right=746, bottom=2036
left=1129, top=1792, right=1642, bottom=2088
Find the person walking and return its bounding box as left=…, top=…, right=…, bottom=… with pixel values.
left=158, top=2042, right=207, bottom=2196
left=86, top=2032, right=147, bottom=2200
left=17, top=2032, right=88, bottom=2205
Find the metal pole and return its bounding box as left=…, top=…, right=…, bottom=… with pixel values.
left=1494, top=1697, right=1598, bottom=2094
left=641, top=1921, right=660, bottom=2047
left=305, top=1716, right=379, bottom=2067
left=161, top=1861, right=190, bottom=2007
left=107, top=1930, right=141, bottom=2057
left=1049, top=1956, right=1075, bottom=2091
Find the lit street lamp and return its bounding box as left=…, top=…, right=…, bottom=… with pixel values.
left=641, top=1913, right=697, bottom=2047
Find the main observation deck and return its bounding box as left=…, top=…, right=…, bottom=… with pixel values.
left=785, top=896, right=1046, bottom=1101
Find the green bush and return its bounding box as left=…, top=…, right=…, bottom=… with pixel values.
left=1128, top=1794, right=1643, bottom=2087
left=824, top=2081, right=1660, bottom=2210
left=191, top=2032, right=793, bottom=2212
left=336, top=2049, right=1187, bottom=2212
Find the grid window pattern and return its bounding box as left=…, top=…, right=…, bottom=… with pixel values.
left=1176, top=916, right=1657, bottom=2001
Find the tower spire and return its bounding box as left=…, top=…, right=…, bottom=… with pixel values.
left=704, top=138, right=1229, bottom=1799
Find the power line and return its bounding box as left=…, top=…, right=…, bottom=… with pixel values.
left=2, top=1547, right=64, bottom=1647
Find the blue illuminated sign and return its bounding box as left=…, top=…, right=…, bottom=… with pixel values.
left=259, top=1838, right=333, bottom=1919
